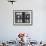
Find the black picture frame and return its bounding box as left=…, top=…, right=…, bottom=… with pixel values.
left=13, top=10, right=33, bottom=26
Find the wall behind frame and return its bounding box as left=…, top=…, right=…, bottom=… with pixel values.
left=0, top=0, right=46, bottom=41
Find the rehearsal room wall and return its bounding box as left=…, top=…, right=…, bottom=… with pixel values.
left=0, top=0, right=46, bottom=42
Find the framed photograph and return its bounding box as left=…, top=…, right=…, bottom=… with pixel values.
left=13, top=10, right=33, bottom=25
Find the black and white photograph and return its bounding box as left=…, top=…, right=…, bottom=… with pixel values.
left=13, top=10, right=32, bottom=25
